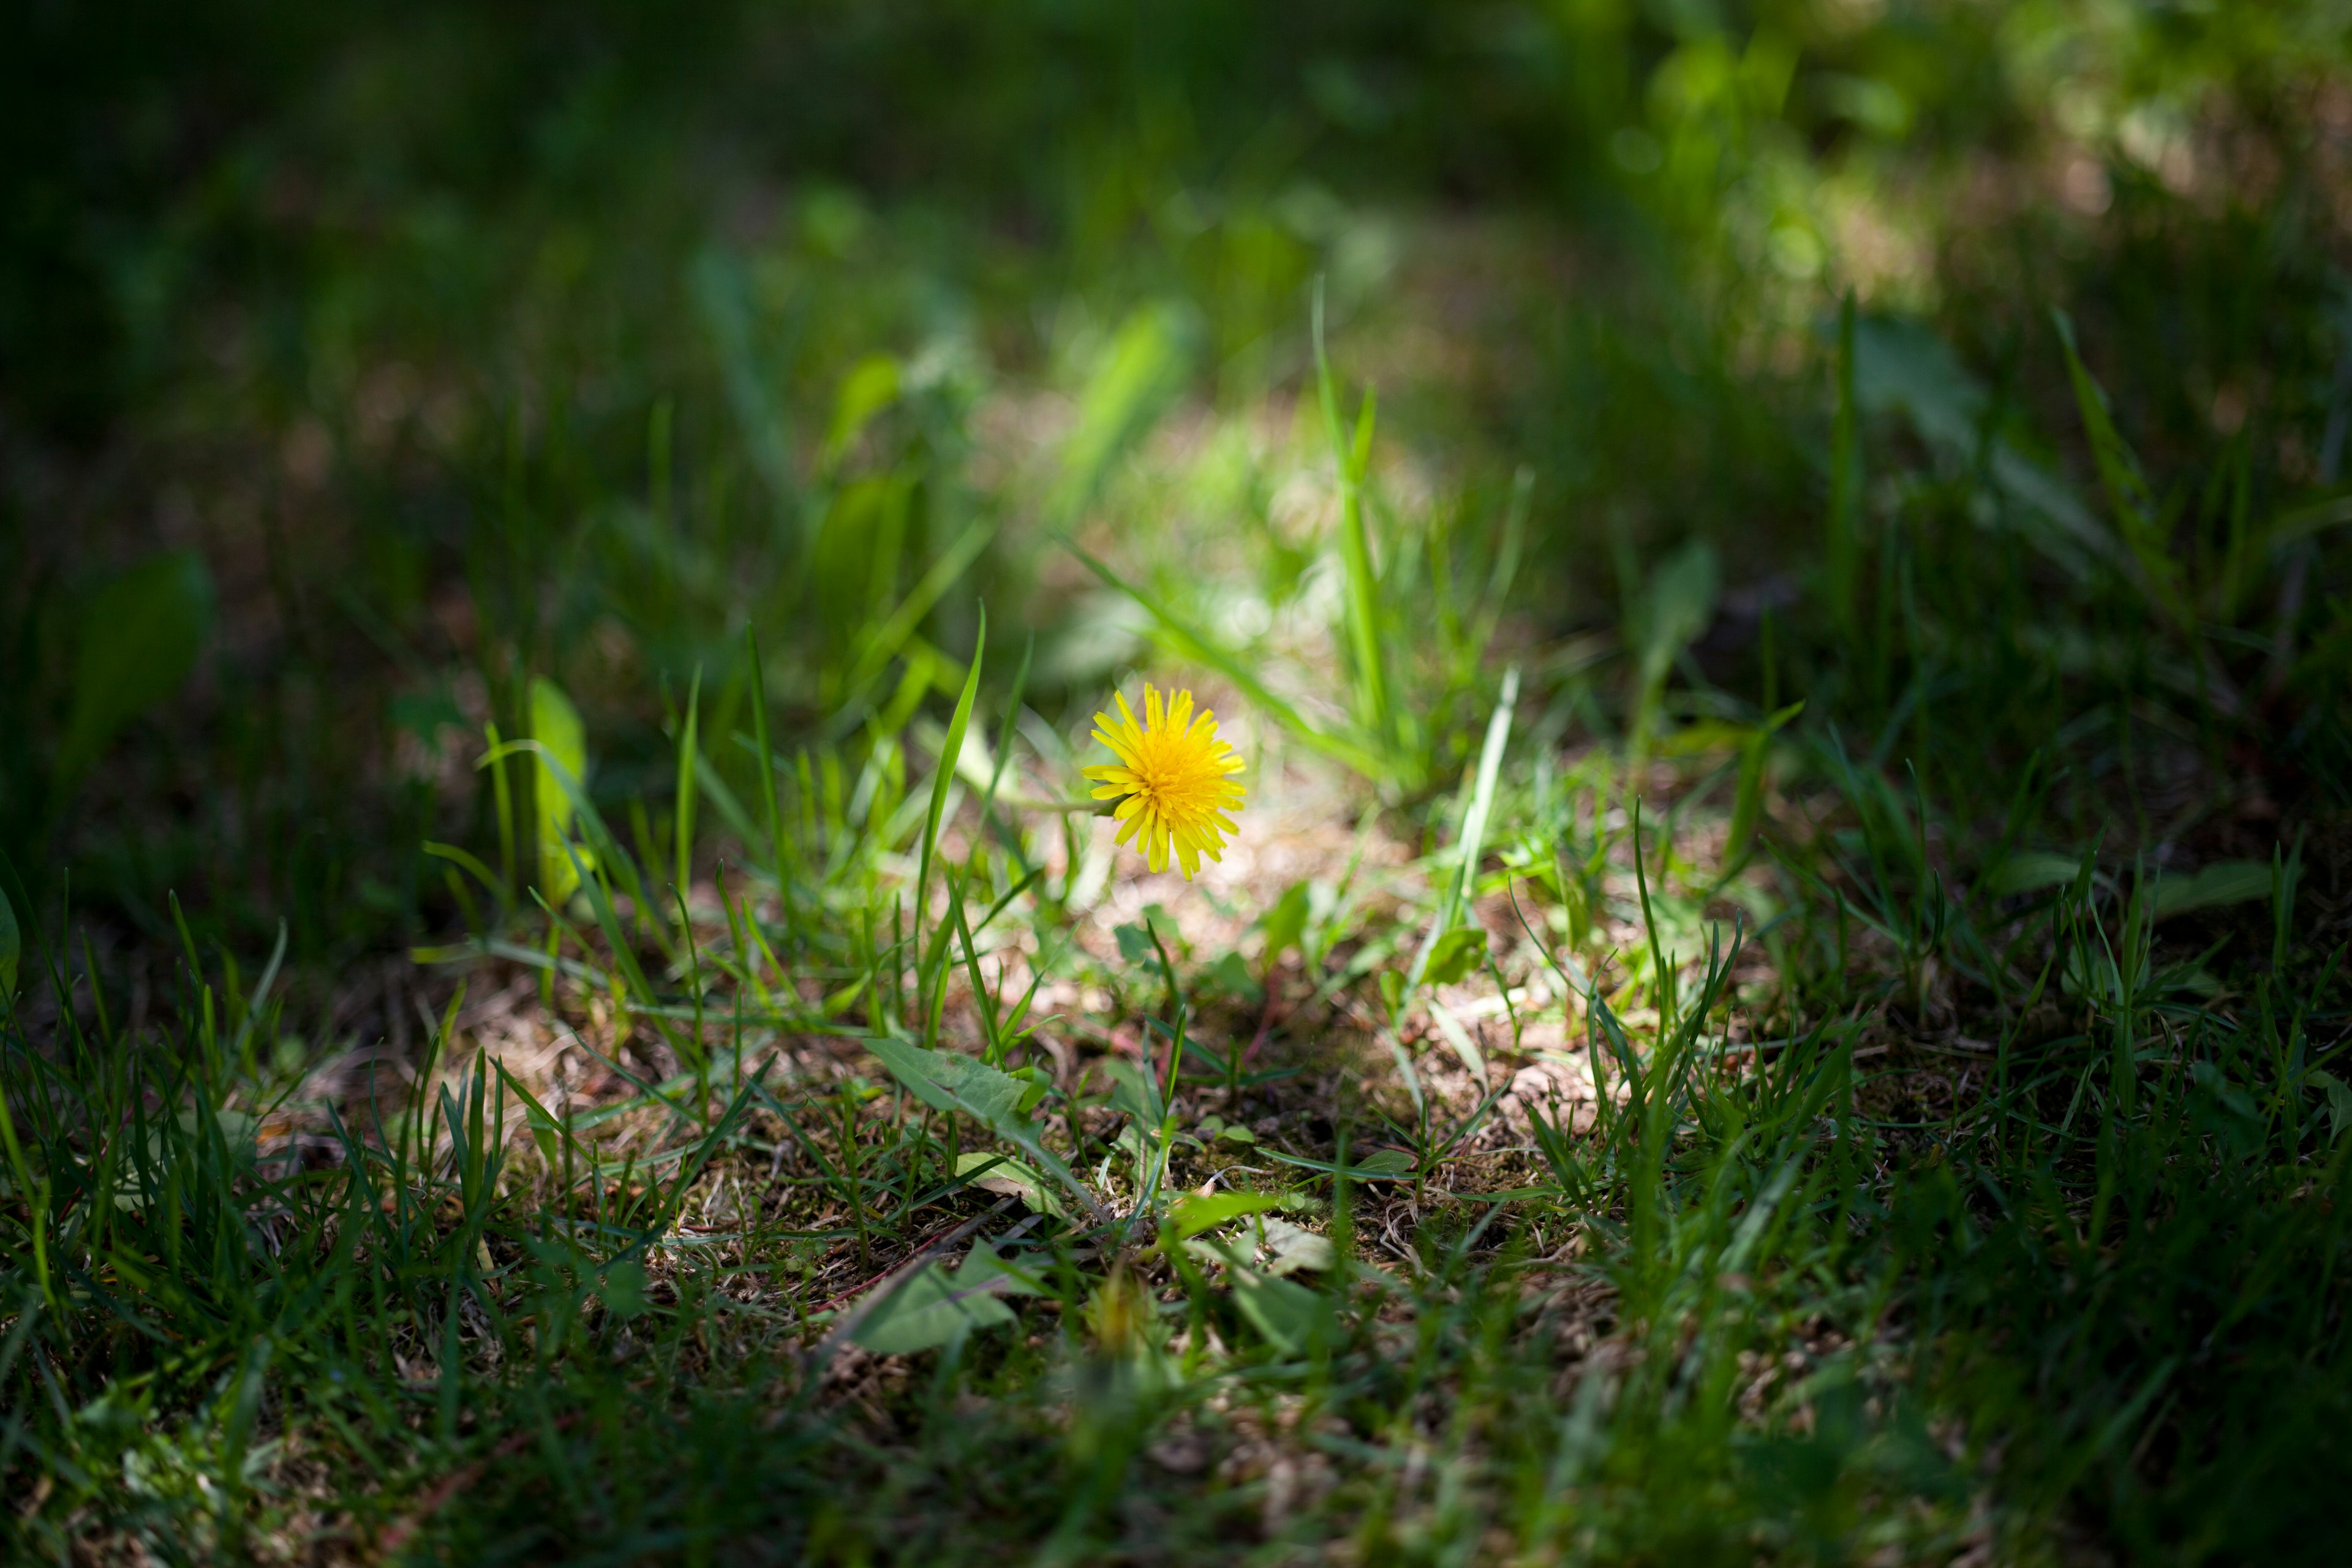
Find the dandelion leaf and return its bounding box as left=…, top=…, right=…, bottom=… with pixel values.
left=58, top=550, right=214, bottom=785
left=854, top=1260, right=1014, bottom=1354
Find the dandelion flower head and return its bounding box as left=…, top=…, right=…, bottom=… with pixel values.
left=1083, top=684, right=1246, bottom=879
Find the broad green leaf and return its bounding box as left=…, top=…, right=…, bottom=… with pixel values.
left=1637, top=543, right=1720, bottom=696
left=869, top=1037, right=1104, bottom=1219
left=530, top=678, right=590, bottom=903
left=1170, top=1189, right=1286, bottom=1240
left=114, top=1109, right=257, bottom=1209
left=1258, top=1217, right=1335, bottom=1276
left=1099, top=1057, right=1162, bottom=1129
left=1985, top=851, right=2084, bottom=898
left=1425, top=997, right=1487, bottom=1080
left=1114, top=907, right=1177, bottom=967
left=1263, top=1145, right=1416, bottom=1181
left=1628, top=543, right=1716, bottom=756
left=1852, top=314, right=1985, bottom=453
left=956, top=1150, right=1066, bottom=1218
left=1423, top=926, right=1489, bottom=988
left=1853, top=314, right=2116, bottom=581
left=1257, top=881, right=1311, bottom=970
left=853, top=1259, right=1014, bottom=1354
left=1230, top=1268, right=1322, bottom=1353
left=2310, top=1070, right=2352, bottom=1145
left=1112, top=1123, right=1153, bottom=1166
left=1182, top=1229, right=1326, bottom=1350
left=1114, top=922, right=1157, bottom=965
left=954, top=1240, right=1047, bottom=1297
left=56, top=550, right=215, bottom=783
left=2152, top=861, right=2273, bottom=921
left=601, top=1259, right=647, bottom=1319
left=211, top=1108, right=259, bottom=1164
left=1726, top=729, right=1770, bottom=862
left=914, top=609, right=984, bottom=941
left=1662, top=718, right=1765, bottom=757
left=1202, top=950, right=1262, bottom=1004
left=688, top=247, right=796, bottom=506
left=874, top=1037, right=1025, bottom=1123
left=823, top=353, right=900, bottom=467
left=1050, top=300, right=1200, bottom=527
left=1006, top=1063, right=1052, bottom=1115
left=2054, top=310, right=2188, bottom=627
left=492, top=1058, right=572, bottom=1170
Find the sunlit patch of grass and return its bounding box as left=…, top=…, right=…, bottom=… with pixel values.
left=9, top=543, right=2349, bottom=1559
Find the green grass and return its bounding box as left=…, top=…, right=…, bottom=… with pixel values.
left=7, top=2, right=2352, bottom=1562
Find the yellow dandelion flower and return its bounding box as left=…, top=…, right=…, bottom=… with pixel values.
left=1082, top=684, right=1246, bottom=880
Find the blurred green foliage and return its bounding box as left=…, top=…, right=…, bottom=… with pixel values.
left=12, top=0, right=2346, bottom=924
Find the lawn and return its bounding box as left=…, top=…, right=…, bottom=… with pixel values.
left=4, top=2, right=2351, bottom=1562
